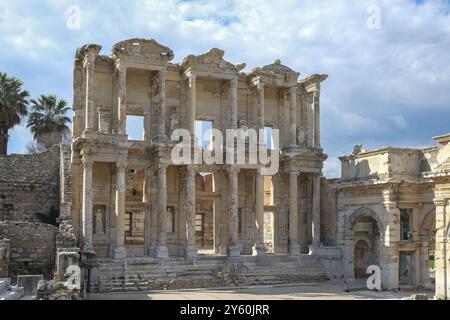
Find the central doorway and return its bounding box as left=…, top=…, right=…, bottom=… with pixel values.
left=264, top=211, right=275, bottom=253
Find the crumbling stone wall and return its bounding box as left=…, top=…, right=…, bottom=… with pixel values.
left=0, top=146, right=60, bottom=223
left=0, top=221, right=57, bottom=279
left=0, top=237, right=10, bottom=277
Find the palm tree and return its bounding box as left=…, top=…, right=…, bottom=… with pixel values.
left=0, top=72, right=29, bottom=154
left=27, top=95, right=71, bottom=149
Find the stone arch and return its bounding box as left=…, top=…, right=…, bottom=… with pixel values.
left=347, top=207, right=384, bottom=238
left=420, top=208, right=436, bottom=236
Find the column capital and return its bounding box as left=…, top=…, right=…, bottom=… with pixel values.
left=81, top=158, right=93, bottom=169
left=230, top=77, right=238, bottom=89
left=159, top=68, right=167, bottom=78
left=289, top=86, right=297, bottom=96
left=434, top=199, right=448, bottom=207
left=227, top=167, right=241, bottom=175
left=289, top=170, right=300, bottom=177
left=187, top=71, right=197, bottom=84
left=257, top=81, right=265, bottom=91
left=116, top=161, right=127, bottom=170
left=114, top=60, right=127, bottom=73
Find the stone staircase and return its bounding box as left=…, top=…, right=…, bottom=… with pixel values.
left=0, top=278, right=24, bottom=300
left=93, top=254, right=329, bottom=293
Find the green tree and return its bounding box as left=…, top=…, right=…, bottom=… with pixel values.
left=0, top=72, right=29, bottom=154
left=27, top=95, right=71, bottom=149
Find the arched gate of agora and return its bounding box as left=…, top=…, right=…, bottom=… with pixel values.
left=341, top=208, right=385, bottom=285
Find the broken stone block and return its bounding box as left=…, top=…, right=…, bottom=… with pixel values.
left=17, top=275, right=44, bottom=296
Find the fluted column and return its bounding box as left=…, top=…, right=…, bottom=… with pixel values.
left=113, top=162, right=127, bottom=259
left=84, top=58, right=95, bottom=132
left=230, top=77, right=238, bottom=129
left=188, top=72, right=197, bottom=136
left=289, top=171, right=300, bottom=256
left=143, top=166, right=151, bottom=254
left=253, top=172, right=265, bottom=256
left=184, top=166, right=198, bottom=258
left=81, top=159, right=94, bottom=251
left=154, top=164, right=169, bottom=258
left=312, top=174, right=321, bottom=248
left=228, top=167, right=240, bottom=257
left=156, top=69, right=167, bottom=142
left=313, top=91, right=321, bottom=148
left=434, top=200, right=448, bottom=299
left=257, top=82, right=265, bottom=130
left=117, top=63, right=127, bottom=134
left=289, top=86, right=297, bottom=147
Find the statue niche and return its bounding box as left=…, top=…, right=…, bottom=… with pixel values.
left=94, top=205, right=106, bottom=241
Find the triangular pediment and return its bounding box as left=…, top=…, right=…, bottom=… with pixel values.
left=181, top=48, right=245, bottom=75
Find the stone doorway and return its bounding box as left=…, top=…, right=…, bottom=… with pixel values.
left=399, top=251, right=414, bottom=287
left=354, top=240, right=370, bottom=278
left=264, top=211, right=275, bottom=253
left=196, top=199, right=215, bottom=254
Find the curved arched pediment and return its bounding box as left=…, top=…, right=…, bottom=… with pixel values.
left=419, top=208, right=436, bottom=236
left=347, top=207, right=384, bottom=237
left=111, top=38, right=174, bottom=64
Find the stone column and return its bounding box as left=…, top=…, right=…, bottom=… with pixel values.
left=184, top=166, right=198, bottom=258
left=381, top=202, right=400, bottom=290
left=289, top=171, right=300, bottom=256
left=143, top=167, right=151, bottom=254
left=81, top=159, right=94, bottom=251
left=257, top=82, right=265, bottom=130
left=230, top=77, right=238, bottom=129
left=289, top=86, right=297, bottom=147
left=228, top=167, right=240, bottom=257
left=156, top=69, right=167, bottom=142
left=420, top=241, right=431, bottom=289
left=154, top=164, right=169, bottom=258
left=312, top=174, right=321, bottom=248
left=117, top=63, right=127, bottom=135
left=188, top=72, right=197, bottom=136
left=434, top=200, right=448, bottom=299
left=313, top=91, right=321, bottom=148
left=84, top=57, right=95, bottom=132
left=253, top=172, right=265, bottom=256
left=113, top=162, right=127, bottom=259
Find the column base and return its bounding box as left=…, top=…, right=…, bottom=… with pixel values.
left=154, top=245, right=169, bottom=259
left=288, top=243, right=301, bottom=256
left=184, top=245, right=198, bottom=259
left=252, top=243, right=266, bottom=256
left=113, top=246, right=127, bottom=260
left=227, top=245, right=240, bottom=257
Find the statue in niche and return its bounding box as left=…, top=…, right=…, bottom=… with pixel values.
left=297, top=128, right=307, bottom=146
left=94, top=207, right=105, bottom=235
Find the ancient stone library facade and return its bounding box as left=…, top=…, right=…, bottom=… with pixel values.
left=0, top=38, right=449, bottom=299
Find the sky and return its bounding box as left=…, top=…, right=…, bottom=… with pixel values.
left=0, top=0, right=449, bottom=178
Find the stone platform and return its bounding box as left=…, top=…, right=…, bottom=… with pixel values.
left=92, top=254, right=329, bottom=293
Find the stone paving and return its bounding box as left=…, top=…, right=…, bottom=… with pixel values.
left=88, top=280, right=434, bottom=300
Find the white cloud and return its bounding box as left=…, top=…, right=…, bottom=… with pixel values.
left=389, top=115, right=408, bottom=129
left=0, top=0, right=449, bottom=179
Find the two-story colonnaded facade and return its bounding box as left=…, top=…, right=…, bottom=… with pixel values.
left=70, top=38, right=328, bottom=264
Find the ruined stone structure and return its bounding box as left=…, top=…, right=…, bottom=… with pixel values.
left=69, top=38, right=327, bottom=262
left=1, top=37, right=449, bottom=299
left=334, top=134, right=450, bottom=298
